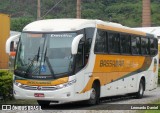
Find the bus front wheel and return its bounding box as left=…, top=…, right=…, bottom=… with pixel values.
left=135, top=79, right=145, bottom=99
left=87, top=82, right=100, bottom=105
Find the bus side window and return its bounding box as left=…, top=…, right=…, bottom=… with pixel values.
left=85, top=28, right=95, bottom=57
left=150, top=38, right=158, bottom=56
left=131, top=36, right=141, bottom=55
left=85, top=38, right=92, bottom=57
left=120, top=34, right=131, bottom=54
left=108, top=32, right=120, bottom=53
left=94, top=29, right=106, bottom=53
left=141, top=37, right=149, bottom=55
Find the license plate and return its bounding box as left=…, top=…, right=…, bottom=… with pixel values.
left=34, top=93, right=44, bottom=97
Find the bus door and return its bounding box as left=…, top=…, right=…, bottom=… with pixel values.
left=74, top=38, right=86, bottom=93
left=74, top=28, right=95, bottom=94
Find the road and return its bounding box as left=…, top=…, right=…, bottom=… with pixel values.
left=37, top=86, right=160, bottom=110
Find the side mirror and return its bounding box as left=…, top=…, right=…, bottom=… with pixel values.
left=6, top=34, right=20, bottom=56
left=71, top=34, right=83, bottom=55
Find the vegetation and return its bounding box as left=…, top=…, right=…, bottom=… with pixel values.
left=0, top=70, right=13, bottom=101
left=0, top=99, right=37, bottom=104
left=11, top=18, right=34, bottom=31
left=0, top=0, right=160, bottom=31
left=138, top=99, right=160, bottom=113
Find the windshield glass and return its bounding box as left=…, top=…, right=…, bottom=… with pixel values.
left=15, top=32, right=76, bottom=79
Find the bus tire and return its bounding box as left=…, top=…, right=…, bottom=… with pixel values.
left=135, top=79, right=145, bottom=99
left=87, top=82, right=100, bottom=105
left=37, top=100, right=50, bottom=108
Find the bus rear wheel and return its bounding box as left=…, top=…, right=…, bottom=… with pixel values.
left=87, top=82, right=100, bottom=105
left=37, top=100, right=50, bottom=108
left=135, top=79, right=145, bottom=99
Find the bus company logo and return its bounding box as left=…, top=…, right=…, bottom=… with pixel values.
left=37, top=86, right=42, bottom=90
left=51, top=34, right=72, bottom=38
left=27, top=81, right=51, bottom=85
left=100, top=60, right=124, bottom=67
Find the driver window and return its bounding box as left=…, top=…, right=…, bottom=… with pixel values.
left=75, top=39, right=85, bottom=73
left=85, top=28, right=95, bottom=64
left=75, top=28, right=95, bottom=73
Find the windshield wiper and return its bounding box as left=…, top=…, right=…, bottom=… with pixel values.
left=44, top=48, right=56, bottom=79
left=37, top=47, right=40, bottom=61
left=46, top=56, right=56, bottom=79
left=44, top=47, right=47, bottom=62
left=25, top=46, right=41, bottom=75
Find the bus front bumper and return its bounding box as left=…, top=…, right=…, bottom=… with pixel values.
left=13, top=83, right=78, bottom=103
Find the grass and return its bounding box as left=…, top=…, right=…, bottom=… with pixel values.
left=0, top=99, right=37, bottom=105
left=138, top=99, right=160, bottom=113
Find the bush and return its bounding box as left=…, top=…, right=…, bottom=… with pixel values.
left=0, top=70, right=13, bottom=100
left=11, top=18, right=34, bottom=32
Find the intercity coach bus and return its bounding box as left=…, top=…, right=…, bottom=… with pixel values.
left=12, top=19, right=158, bottom=106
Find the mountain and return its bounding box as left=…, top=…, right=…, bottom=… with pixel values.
left=0, top=0, right=160, bottom=31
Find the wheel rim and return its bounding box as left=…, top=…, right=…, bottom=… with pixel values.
left=140, top=83, right=144, bottom=96
left=90, top=88, right=96, bottom=100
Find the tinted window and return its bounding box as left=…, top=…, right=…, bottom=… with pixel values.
left=150, top=38, right=158, bottom=56
left=85, top=28, right=95, bottom=55
left=141, top=37, right=150, bottom=55
left=120, top=34, right=131, bottom=54
left=131, top=36, right=141, bottom=55
left=94, top=30, right=106, bottom=53
left=75, top=40, right=85, bottom=73
left=108, top=32, right=120, bottom=53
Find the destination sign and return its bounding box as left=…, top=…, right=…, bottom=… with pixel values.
left=50, top=34, right=73, bottom=38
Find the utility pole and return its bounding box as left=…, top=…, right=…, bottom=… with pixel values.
left=76, top=0, right=81, bottom=18
left=37, top=0, right=41, bottom=20
left=142, top=0, right=151, bottom=27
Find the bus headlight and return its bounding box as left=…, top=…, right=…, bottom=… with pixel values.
left=56, top=79, right=76, bottom=89
left=15, top=81, right=22, bottom=87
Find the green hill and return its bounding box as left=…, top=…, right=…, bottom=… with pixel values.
left=0, top=0, right=160, bottom=31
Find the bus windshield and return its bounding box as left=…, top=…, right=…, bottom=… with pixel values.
left=14, top=32, right=77, bottom=79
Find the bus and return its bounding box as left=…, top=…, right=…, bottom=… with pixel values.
left=10, top=19, right=158, bottom=106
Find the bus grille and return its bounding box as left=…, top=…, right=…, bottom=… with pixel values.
left=20, top=84, right=58, bottom=90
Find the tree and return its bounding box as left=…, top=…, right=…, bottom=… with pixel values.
left=11, top=18, right=34, bottom=31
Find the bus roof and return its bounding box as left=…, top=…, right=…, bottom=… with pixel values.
left=23, top=19, right=96, bottom=32
left=23, top=19, right=148, bottom=36
left=133, top=27, right=160, bottom=37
